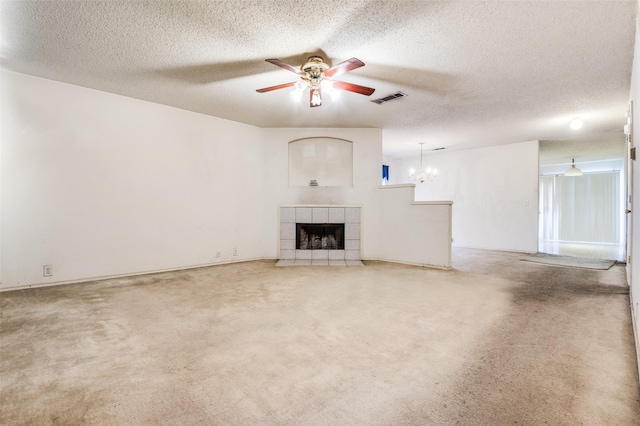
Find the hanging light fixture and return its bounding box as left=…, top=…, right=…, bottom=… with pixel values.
left=417, top=143, right=426, bottom=183
left=408, top=143, right=438, bottom=183
left=564, top=158, right=583, bottom=176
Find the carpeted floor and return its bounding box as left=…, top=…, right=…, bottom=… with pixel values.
left=1, top=248, right=639, bottom=425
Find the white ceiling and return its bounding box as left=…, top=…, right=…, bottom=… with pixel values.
left=1, top=1, right=636, bottom=159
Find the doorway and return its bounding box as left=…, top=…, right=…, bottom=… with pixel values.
left=538, top=138, right=626, bottom=261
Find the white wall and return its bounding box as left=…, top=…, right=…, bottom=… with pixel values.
left=261, top=128, right=382, bottom=260
left=388, top=141, right=539, bottom=253
left=0, top=71, right=428, bottom=288
left=1, top=69, right=532, bottom=289
left=628, top=0, right=640, bottom=381
left=288, top=137, right=353, bottom=187
left=1, top=71, right=264, bottom=289
left=378, top=185, right=452, bottom=268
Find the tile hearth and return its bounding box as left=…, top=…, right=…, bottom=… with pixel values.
left=275, top=259, right=364, bottom=267
left=276, top=205, right=363, bottom=267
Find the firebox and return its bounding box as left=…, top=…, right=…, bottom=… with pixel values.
left=296, top=223, right=345, bottom=250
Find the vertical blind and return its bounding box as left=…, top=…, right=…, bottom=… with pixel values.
left=539, top=171, right=620, bottom=244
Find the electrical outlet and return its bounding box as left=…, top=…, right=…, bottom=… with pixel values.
left=43, top=265, right=53, bottom=277
left=233, top=248, right=238, bottom=256
left=216, top=251, right=221, bottom=259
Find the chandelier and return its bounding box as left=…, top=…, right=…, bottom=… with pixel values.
left=409, top=143, right=438, bottom=183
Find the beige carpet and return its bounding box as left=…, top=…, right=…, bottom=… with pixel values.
left=1, top=248, right=639, bottom=425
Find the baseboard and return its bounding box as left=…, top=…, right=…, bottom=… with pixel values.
left=0, top=257, right=264, bottom=292
left=630, top=288, right=640, bottom=385
left=452, top=244, right=536, bottom=255
left=364, top=257, right=452, bottom=270
left=2, top=256, right=450, bottom=291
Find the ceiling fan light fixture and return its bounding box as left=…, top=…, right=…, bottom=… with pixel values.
left=290, top=89, right=304, bottom=101
left=257, top=56, right=375, bottom=108
left=321, top=80, right=334, bottom=92
left=322, top=80, right=341, bottom=101
left=564, top=158, right=583, bottom=176
left=310, top=87, right=322, bottom=107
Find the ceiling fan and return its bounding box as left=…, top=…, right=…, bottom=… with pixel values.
left=256, top=56, right=375, bottom=107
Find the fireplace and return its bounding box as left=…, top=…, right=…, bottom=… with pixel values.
left=279, top=205, right=361, bottom=264
left=296, top=223, right=345, bottom=250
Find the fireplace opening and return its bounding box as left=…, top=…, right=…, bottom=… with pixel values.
left=296, top=223, right=345, bottom=250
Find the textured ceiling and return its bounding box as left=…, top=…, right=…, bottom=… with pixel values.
left=539, top=136, right=626, bottom=166
left=1, top=1, right=636, bottom=159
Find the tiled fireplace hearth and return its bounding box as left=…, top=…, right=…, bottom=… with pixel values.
left=277, top=205, right=363, bottom=266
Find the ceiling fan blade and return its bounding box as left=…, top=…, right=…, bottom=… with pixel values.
left=332, top=81, right=375, bottom=96
left=266, top=59, right=304, bottom=76
left=324, top=58, right=365, bottom=78
left=256, top=82, right=296, bottom=93
left=310, top=87, right=322, bottom=107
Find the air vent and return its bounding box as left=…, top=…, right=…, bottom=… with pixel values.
left=372, top=91, right=407, bottom=104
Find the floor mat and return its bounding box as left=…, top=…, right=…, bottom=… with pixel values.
left=520, top=253, right=617, bottom=270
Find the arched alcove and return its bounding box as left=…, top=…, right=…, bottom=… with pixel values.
left=288, top=137, right=353, bottom=187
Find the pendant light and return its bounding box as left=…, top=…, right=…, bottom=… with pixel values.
left=564, top=158, right=583, bottom=176
left=408, top=143, right=438, bottom=183
left=417, top=143, right=426, bottom=183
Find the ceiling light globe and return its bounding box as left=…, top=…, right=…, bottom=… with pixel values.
left=564, top=158, right=583, bottom=176
left=310, top=89, right=322, bottom=106
left=565, top=166, right=583, bottom=176
left=570, top=118, right=583, bottom=129
left=321, top=80, right=335, bottom=92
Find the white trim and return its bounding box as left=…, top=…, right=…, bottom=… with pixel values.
left=362, top=257, right=452, bottom=270
left=452, top=244, right=536, bottom=255
left=630, top=287, right=640, bottom=384
left=280, top=204, right=362, bottom=208
left=378, top=184, right=416, bottom=189
left=0, top=258, right=264, bottom=292
left=412, top=200, right=453, bottom=205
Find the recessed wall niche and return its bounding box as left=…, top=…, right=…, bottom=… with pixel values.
left=288, top=137, right=353, bottom=187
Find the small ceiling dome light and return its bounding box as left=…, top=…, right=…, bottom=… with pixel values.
left=565, top=158, right=583, bottom=176
left=570, top=118, right=583, bottom=129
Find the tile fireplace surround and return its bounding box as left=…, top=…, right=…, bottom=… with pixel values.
left=277, top=205, right=363, bottom=266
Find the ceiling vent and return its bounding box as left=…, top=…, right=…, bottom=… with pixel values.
left=372, top=91, right=407, bottom=104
